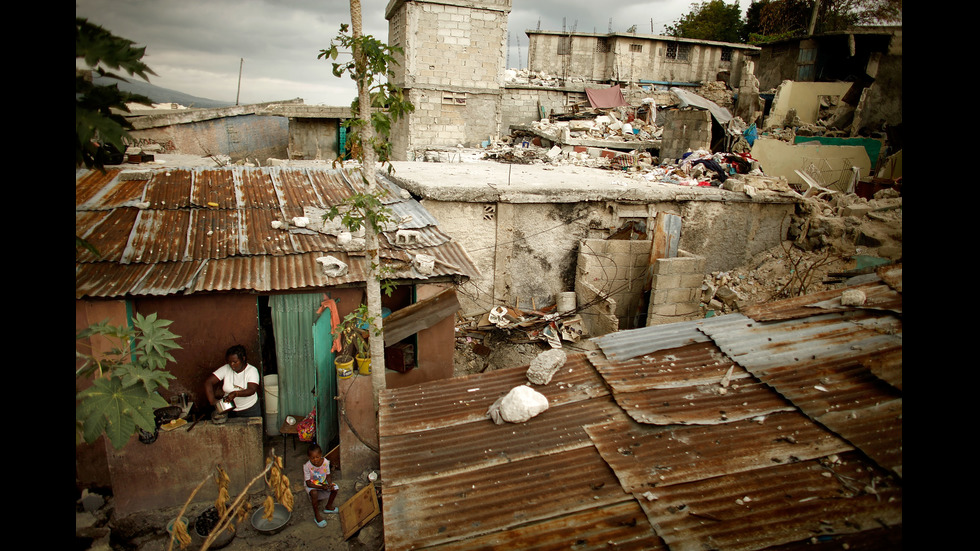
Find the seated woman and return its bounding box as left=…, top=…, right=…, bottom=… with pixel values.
left=205, top=345, right=261, bottom=417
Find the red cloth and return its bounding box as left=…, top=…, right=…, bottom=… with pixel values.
left=316, top=296, right=342, bottom=353
left=585, top=85, right=628, bottom=108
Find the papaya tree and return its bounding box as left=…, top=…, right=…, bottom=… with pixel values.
left=318, top=0, right=414, bottom=410
left=76, top=312, right=182, bottom=450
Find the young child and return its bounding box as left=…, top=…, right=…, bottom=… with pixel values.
left=303, top=443, right=339, bottom=528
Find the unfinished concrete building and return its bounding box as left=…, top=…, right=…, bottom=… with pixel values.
left=385, top=0, right=513, bottom=160
left=525, top=30, right=758, bottom=88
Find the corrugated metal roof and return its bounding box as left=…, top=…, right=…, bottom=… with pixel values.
left=378, top=275, right=902, bottom=550
left=75, top=166, right=479, bottom=298
left=636, top=450, right=902, bottom=551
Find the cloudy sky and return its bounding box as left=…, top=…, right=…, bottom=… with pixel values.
left=76, top=0, right=739, bottom=106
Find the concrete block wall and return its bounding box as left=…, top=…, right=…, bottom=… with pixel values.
left=389, top=0, right=510, bottom=91
left=578, top=238, right=652, bottom=330
left=500, top=87, right=570, bottom=133
left=646, top=250, right=706, bottom=326
left=397, top=88, right=501, bottom=157
left=659, top=108, right=712, bottom=161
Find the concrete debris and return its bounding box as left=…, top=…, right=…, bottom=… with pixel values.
left=316, top=255, right=348, bottom=278
left=526, top=348, right=567, bottom=385
left=487, top=385, right=550, bottom=424
left=841, top=288, right=867, bottom=306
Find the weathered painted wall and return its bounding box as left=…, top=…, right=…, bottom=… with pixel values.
left=750, top=138, right=872, bottom=188
left=765, top=80, right=853, bottom=128
left=415, top=195, right=793, bottom=317
left=128, top=114, right=289, bottom=161
left=105, top=417, right=264, bottom=517
left=287, top=118, right=341, bottom=160
left=76, top=299, right=130, bottom=489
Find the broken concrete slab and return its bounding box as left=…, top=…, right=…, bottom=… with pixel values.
left=526, top=348, right=567, bottom=385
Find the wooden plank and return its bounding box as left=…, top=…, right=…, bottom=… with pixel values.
left=339, top=482, right=380, bottom=539
left=383, top=287, right=460, bottom=345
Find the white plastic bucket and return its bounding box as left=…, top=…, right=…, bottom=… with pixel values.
left=265, top=411, right=280, bottom=436
left=556, top=292, right=577, bottom=314
left=263, top=375, right=279, bottom=415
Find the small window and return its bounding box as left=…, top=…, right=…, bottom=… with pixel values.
left=596, top=38, right=611, bottom=53
left=442, top=92, right=466, bottom=105
left=630, top=43, right=643, bottom=53
left=721, top=47, right=733, bottom=62
left=665, top=42, right=690, bottom=61
left=558, top=36, right=572, bottom=55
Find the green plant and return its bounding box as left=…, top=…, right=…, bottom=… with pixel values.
left=318, top=23, right=414, bottom=170
left=332, top=304, right=373, bottom=359
left=76, top=312, right=181, bottom=450
left=76, top=17, right=156, bottom=171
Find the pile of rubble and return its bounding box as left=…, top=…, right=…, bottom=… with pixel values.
left=699, top=186, right=902, bottom=316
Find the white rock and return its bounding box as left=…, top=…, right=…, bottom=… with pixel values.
left=498, top=385, right=549, bottom=423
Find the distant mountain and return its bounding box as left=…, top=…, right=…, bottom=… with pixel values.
left=94, top=75, right=235, bottom=110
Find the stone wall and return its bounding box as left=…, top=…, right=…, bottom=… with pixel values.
left=659, top=108, right=712, bottom=160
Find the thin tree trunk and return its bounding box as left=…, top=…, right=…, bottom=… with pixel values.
left=350, top=0, right=387, bottom=411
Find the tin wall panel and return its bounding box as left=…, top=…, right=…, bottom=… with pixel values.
left=637, top=451, right=902, bottom=551
left=585, top=411, right=854, bottom=491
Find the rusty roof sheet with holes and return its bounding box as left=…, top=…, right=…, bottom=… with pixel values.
left=75, top=166, right=478, bottom=298
left=697, top=305, right=903, bottom=478
left=378, top=274, right=901, bottom=550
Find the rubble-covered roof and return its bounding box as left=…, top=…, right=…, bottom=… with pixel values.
left=378, top=268, right=902, bottom=550
left=75, top=166, right=480, bottom=298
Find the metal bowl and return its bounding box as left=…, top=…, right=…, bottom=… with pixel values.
left=251, top=503, right=291, bottom=535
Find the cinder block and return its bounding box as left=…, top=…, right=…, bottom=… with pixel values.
left=650, top=273, right=681, bottom=290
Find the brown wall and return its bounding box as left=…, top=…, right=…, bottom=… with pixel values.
left=76, top=299, right=130, bottom=489
left=131, top=294, right=263, bottom=409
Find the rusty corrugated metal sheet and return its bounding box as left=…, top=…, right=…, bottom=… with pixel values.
left=429, top=499, right=667, bottom=551
left=76, top=209, right=140, bottom=263
left=380, top=355, right=608, bottom=436
left=383, top=445, right=643, bottom=551
left=634, top=451, right=902, bottom=551
left=377, top=288, right=902, bottom=550
left=740, top=280, right=901, bottom=322
left=698, top=311, right=903, bottom=478
left=592, top=318, right=712, bottom=362
left=76, top=166, right=477, bottom=297
left=75, top=261, right=205, bottom=298
left=585, top=411, right=853, bottom=491
left=587, top=342, right=796, bottom=425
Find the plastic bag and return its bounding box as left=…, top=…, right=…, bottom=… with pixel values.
left=743, top=124, right=758, bottom=147
left=296, top=407, right=316, bottom=442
